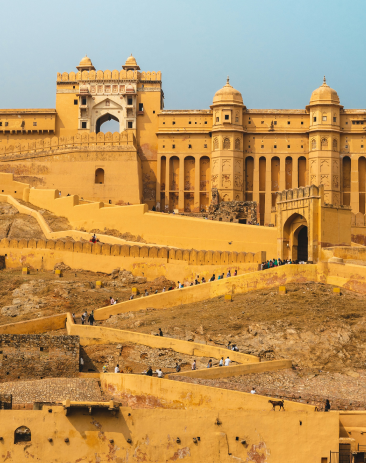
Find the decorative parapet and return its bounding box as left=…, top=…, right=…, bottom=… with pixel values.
left=0, top=238, right=265, bottom=265
left=56, top=70, right=161, bottom=82
left=0, top=130, right=136, bottom=159
left=275, top=185, right=322, bottom=204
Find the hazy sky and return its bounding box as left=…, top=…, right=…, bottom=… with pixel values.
left=1, top=0, right=366, bottom=111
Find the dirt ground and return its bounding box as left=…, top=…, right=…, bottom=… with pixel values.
left=0, top=203, right=46, bottom=239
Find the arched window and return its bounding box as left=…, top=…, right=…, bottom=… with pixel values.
left=223, top=138, right=231, bottom=150
left=95, top=168, right=105, bottom=184
left=213, top=137, right=219, bottom=150
left=235, top=138, right=241, bottom=150
left=333, top=139, right=338, bottom=150
left=321, top=138, right=328, bottom=149
left=14, top=426, right=31, bottom=444
left=311, top=139, right=316, bottom=150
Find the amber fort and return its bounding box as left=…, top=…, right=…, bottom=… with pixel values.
left=0, top=54, right=366, bottom=462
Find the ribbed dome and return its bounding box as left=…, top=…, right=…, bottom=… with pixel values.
left=125, top=54, right=137, bottom=66
left=310, top=77, right=340, bottom=105
left=213, top=77, right=243, bottom=105
left=79, top=55, right=92, bottom=66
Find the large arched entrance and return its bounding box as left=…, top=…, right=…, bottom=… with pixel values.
left=96, top=113, right=119, bottom=134
left=282, top=213, right=308, bottom=262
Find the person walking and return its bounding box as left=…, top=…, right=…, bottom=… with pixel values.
left=158, top=328, right=163, bottom=337
left=219, top=357, right=224, bottom=367
left=146, top=366, right=153, bottom=376
left=207, top=359, right=213, bottom=368
left=72, top=313, right=76, bottom=323
left=156, top=368, right=163, bottom=378
left=79, top=357, right=84, bottom=372
left=324, top=399, right=331, bottom=412
left=114, top=364, right=120, bottom=374
left=224, top=356, right=231, bottom=366
left=192, top=360, right=196, bottom=370
left=251, top=387, right=256, bottom=394
left=110, top=296, right=115, bottom=305
left=88, top=311, right=95, bottom=326
left=227, top=270, right=231, bottom=278
left=175, top=362, right=181, bottom=373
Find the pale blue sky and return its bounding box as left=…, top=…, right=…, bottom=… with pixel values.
left=1, top=0, right=365, bottom=110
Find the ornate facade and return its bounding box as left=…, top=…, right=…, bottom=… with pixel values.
left=0, top=56, right=364, bottom=224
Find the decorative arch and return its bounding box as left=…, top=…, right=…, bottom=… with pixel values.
left=311, top=139, right=316, bottom=150
left=321, top=137, right=328, bottom=149
left=283, top=213, right=308, bottom=262
left=95, top=113, right=119, bottom=134
left=14, top=426, right=31, bottom=444
left=333, top=139, right=338, bottom=150
left=235, top=138, right=241, bottom=150
left=223, top=138, right=231, bottom=150
left=213, top=137, right=219, bottom=150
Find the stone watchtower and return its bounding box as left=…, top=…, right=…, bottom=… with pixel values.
left=210, top=78, right=245, bottom=202
left=307, top=77, right=342, bottom=205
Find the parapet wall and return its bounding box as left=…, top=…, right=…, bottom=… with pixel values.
left=0, top=237, right=265, bottom=265
left=0, top=130, right=136, bottom=159
left=57, top=69, right=161, bottom=82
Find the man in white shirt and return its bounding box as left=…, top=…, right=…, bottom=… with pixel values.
left=251, top=387, right=256, bottom=394
left=224, top=357, right=231, bottom=366
left=156, top=369, right=163, bottom=378
left=79, top=357, right=84, bottom=372
left=114, top=365, right=120, bottom=374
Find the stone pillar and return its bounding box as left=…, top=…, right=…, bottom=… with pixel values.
left=265, top=156, right=272, bottom=224
left=351, top=156, right=359, bottom=213
left=165, top=156, right=170, bottom=212
left=194, top=156, right=200, bottom=212
left=178, top=156, right=184, bottom=212
left=293, top=156, right=299, bottom=189
left=156, top=156, right=161, bottom=211
left=279, top=156, right=286, bottom=191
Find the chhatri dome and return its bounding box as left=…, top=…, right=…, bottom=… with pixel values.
left=122, top=54, right=140, bottom=70
left=310, top=76, right=340, bottom=105
left=76, top=55, right=95, bottom=71
left=213, top=77, right=243, bottom=105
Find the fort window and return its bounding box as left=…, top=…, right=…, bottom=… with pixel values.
left=204, top=121, right=207, bottom=124
left=153, top=110, right=155, bottom=114
left=311, top=139, right=316, bottom=150
left=172, top=144, right=175, bottom=149
left=128, top=122, right=133, bottom=129
left=301, top=121, right=304, bottom=125
left=223, top=138, right=231, bottom=149
left=345, top=145, right=349, bottom=149
left=248, top=121, right=251, bottom=124
left=301, top=145, right=303, bottom=148
left=188, top=144, right=192, bottom=149
left=213, top=138, right=219, bottom=150
left=322, top=116, right=327, bottom=121
left=74, top=100, right=78, bottom=105
left=285, top=156, right=293, bottom=190
left=189, top=121, right=191, bottom=124
left=346, top=121, right=348, bottom=124
left=81, top=98, right=87, bottom=105
left=274, top=145, right=277, bottom=148
left=204, top=144, right=207, bottom=148
left=333, top=117, right=337, bottom=122
left=195, top=122, right=197, bottom=124
left=313, top=117, right=317, bottom=122
left=298, top=156, right=306, bottom=187
left=105, top=100, right=110, bottom=107
left=14, top=426, right=31, bottom=444
left=248, top=145, right=250, bottom=148
left=172, top=121, right=175, bottom=125
left=362, top=145, right=364, bottom=148
left=271, top=157, right=280, bottom=191
left=0, top=122, right=2, bottom=126
left=287, top=145, right=290, bottom=148
left=33, top=122, right=37, bottom=126
left=127, top=98, right=133, bottom=105
left=235, top=138, right=240, bottom=150
left=95, top=168, right=105, bottom=184
left=216, top=117, right=219, bottom=122
left=321, top=138, right=328, bottom=149
left=81, top=122, right=87, bottom=129
left=163, top=122, right=165, bottom=124
left=4, top=122, right=8, bottom=126
left=163, top=145, right=165, bottom=148
left=261, top=145, right=264, bottom=149
left=274, top=121, right=277, bottom=125
left=139, top=103, right=144, bottom=112
left=261, top=121, right=264, bottom=124
left=287, top=121, right=290, bottom=125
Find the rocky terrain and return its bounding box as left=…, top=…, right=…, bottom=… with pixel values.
left=0, top=203, right=46, bottom=239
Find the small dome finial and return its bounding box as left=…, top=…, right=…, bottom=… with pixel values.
left=323, top=75, right=326, bottom=84
left=227, top=75, right=230, bottom=84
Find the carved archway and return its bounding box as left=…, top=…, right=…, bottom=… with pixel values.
left=96, top=113, right=119, bottom=134
left=282, top=213, right=308, bottom=261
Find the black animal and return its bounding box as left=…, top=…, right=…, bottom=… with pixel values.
left=268, top=399, right=285, bottom=411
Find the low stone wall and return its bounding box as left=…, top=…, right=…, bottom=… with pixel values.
left=0, top=313, right=67, bottom=335
left=168, top=360, right=292, bottom=379
left=0, top=334, right=79, bottom=382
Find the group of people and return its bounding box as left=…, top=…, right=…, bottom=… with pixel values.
left=109, top=296, right=119, bottom=305
left=207, top=356, right=232, bottom=368
left=80, top=310, right=95, bottom=325
left=90, top=234, right=100, bottom=244
left=261, top=258, right=293, bottom=269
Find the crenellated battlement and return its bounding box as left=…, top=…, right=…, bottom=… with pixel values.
left=0, top=130, right=136, bottom=159
left=56, top=70, right=161, bottom=83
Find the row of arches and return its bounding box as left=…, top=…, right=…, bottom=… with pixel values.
left=311, top=138, right=337, bottom=150
left=159, top=156, right=211, bottom=212
left=213, top=137, right=241, bottom=151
